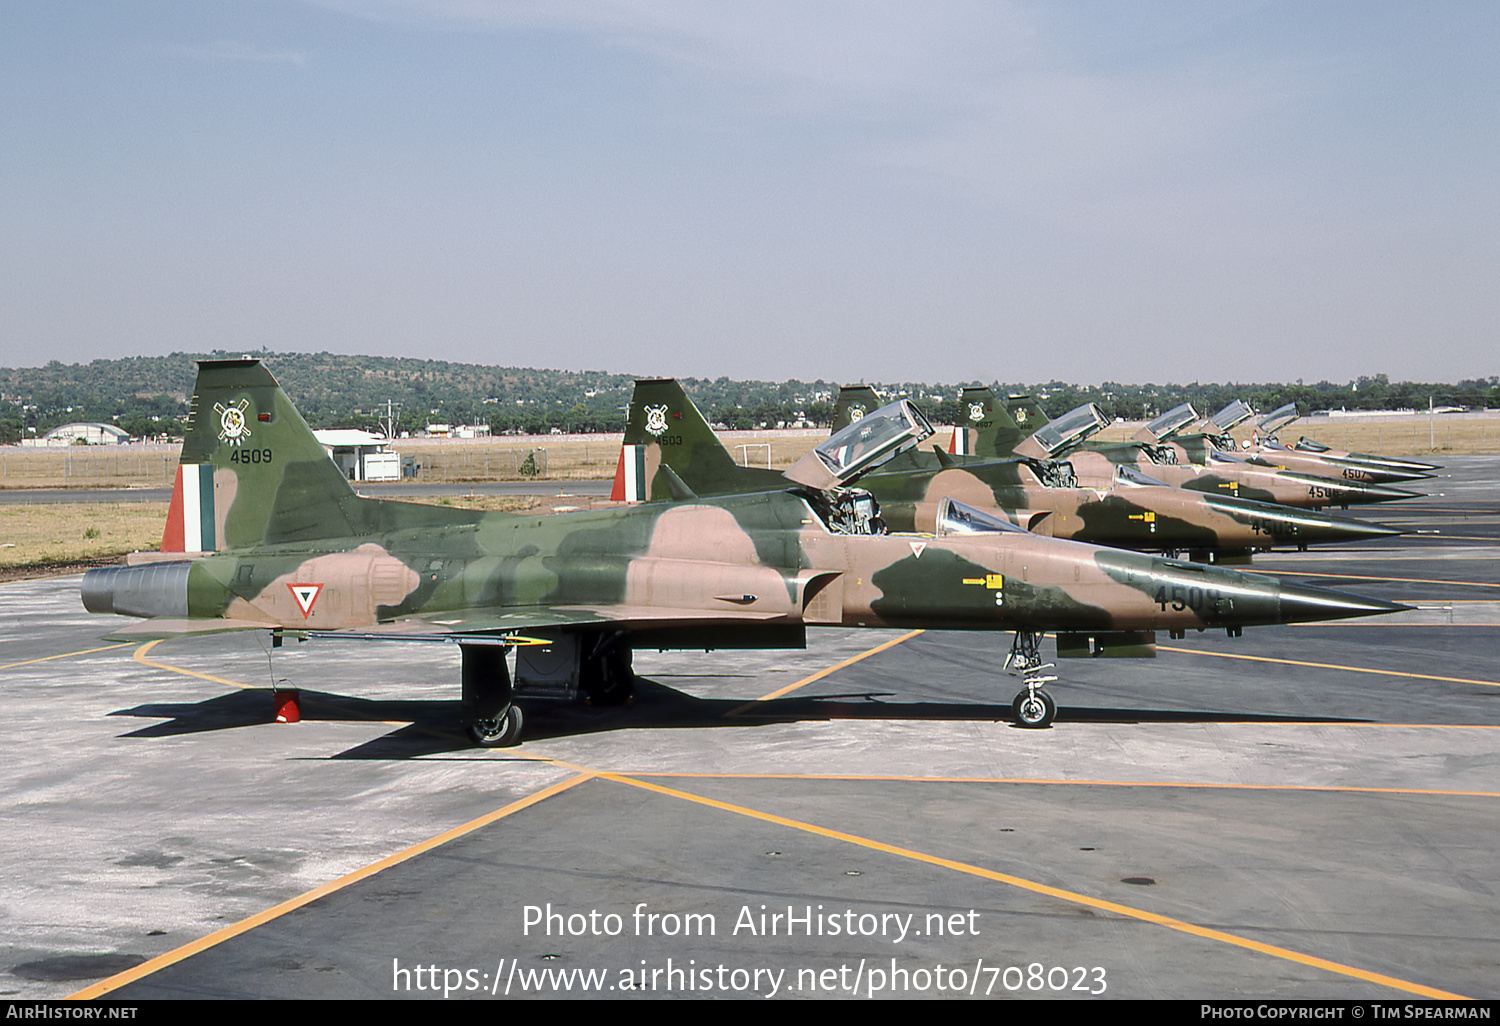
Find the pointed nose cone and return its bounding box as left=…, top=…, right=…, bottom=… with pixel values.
left=1352, top=453, right=1443, bottom=472
left=1314, top=456, right=1436, bottom=483
left=1302, top=514, right=1403, bottom=545
left=1339, top=482, right=1425, bottom=505
left=1204, top=494, right=1405, bottom=547
left=1278, top=582, right=1411, bottom=623
left=1337, top=465, right=1435, bottom=484
left=1219, top=498, right=1405, bottom=546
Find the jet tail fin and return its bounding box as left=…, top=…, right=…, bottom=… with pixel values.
left=1006, top=394, right=1050, bottom=427
left=953, top=387, right=1026, bottom=458
left=176, top=359, right=472, bottom=548
left=832, top=386, right=884, bottom=432
left=621, top=379, right=782, bottom=500
left=177, top=359, right=365, bottom=549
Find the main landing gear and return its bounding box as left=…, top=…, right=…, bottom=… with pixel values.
left=579, top=634, right=635, bottom=707
left=1006, top=631, right=1058, bottom=729
left=469, top=705, right=525, bottom=748
left=460, top=633, right=639, bottom=747
left=461, top=643, right=523, bottom=748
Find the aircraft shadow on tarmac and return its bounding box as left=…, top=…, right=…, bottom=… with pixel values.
left=108, top=676, right=1370, bottom=760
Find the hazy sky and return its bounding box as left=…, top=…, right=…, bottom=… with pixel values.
left=2, top=1, right=1495, bottom=384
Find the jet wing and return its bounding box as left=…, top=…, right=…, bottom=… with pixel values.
left=297, top=604, right=794, bottom=645
left=103, top=617, right=281, bottom=641
left=102, top=604, right=794, bottom=645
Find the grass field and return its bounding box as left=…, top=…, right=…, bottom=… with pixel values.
left=0, top=503, right=169, bottom=569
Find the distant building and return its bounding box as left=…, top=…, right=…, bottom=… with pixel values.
left=23, top=422, right=131, bottom=446
left=422, top=423, right=492, bottom=439
left=313, top=429, right=401, bottom=482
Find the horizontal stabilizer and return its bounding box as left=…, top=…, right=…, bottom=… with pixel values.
left=104, top=617, right=278, bottom=641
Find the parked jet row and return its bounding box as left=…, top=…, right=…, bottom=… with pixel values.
left=81, top=361, right=1409, bottom=742
left=619, top=380, right=1401, bottom=564
left=1235, top=402, right=1442, bottom=481
left=973, top=391, right=1426, bottom=509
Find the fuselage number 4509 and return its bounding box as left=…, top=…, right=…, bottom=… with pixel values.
left=1153, top=583, right=1220, bottom=613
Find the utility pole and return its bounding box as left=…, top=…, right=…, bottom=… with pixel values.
left=381, top=399, right=403, bottom=441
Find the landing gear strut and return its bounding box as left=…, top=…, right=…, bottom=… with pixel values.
left=462, top=643, right=523, bottom=747
left=579, top=634, right=635, bottom=706
left=1005, top=631, right=1058, bottom=729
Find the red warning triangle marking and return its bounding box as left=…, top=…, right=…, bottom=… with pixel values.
left=287, top=583, right=323, bottom=618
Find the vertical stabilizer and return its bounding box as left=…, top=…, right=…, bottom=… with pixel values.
left=955, top=387, right=1026, bottom=458
left=622, top=379, right=782, bottom=499
left=1006, top=395, right=1051, bottom=434
left=832, top=386, right=884, bottom=432
left=181, top=359, right=362, bottom=547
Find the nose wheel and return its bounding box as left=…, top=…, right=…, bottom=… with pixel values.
left=1011, top=687, right=1057, bottom=728
left=1006, top=631, right=1059, bottom=729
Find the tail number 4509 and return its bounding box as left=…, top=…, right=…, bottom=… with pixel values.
left=230, top=448, right=274, bottom=464
left=1153, top=583, right=1220, bottom=613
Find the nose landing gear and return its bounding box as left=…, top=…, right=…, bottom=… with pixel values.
left=1006, top=631, right=1058, bottom=728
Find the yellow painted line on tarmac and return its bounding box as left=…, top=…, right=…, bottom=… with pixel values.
left=624, top=771, right=1500, bottom=798
left=751, top=629, right=926, bottom=702
left=70, top=770, right=598, bottom=1000
left=0, top=641, right=131, bottom=670
left=1159, top=645, right=1500, bottom=689
left=132, top=638, right=253, bottom=689
left=600, top=772, right=1467, bottom=1000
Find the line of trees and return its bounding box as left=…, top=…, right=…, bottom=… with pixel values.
left=0, top=353, right=1494, bottom=444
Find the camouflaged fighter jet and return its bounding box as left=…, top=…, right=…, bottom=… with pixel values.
left=82, top=360, right=1405, bottom=741
left=620, top=380, right=1401, bottom=562
left=1140, top=400, right=1434, bottom=486
left=1239, top=403, right=1441, bottom=481
left=991, top=392, right=1423, bottom=510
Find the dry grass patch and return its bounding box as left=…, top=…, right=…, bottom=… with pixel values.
left=420, top=494, right=543, bottom=512
left=0, top=503, right=168, bottom=568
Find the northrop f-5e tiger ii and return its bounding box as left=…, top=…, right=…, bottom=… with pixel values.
left=84, top=360, right=1404, bottom=742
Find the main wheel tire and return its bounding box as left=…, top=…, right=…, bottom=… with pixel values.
left=468, top=704, right=524, bottom=747
left=1012, top=688, right=1057, bottom=729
